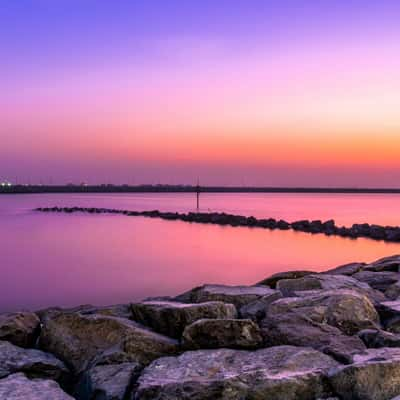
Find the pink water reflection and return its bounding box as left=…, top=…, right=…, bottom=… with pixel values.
left=1, top=193, right=400, bottom=311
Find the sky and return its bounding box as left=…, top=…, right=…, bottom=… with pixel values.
left=1, top=0, right=400, bottom=186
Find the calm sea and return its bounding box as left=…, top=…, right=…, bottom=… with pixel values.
left=1, top=192, right=400, bottom=312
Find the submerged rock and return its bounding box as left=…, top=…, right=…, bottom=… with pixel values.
left=0, top=312, right=40, bottom=348
left=40, top=313, right=179, bottom=373
left=329, top=348, right=400, bottom=400
left=0, top=340, right=69, bottom=383
left=182, top=318, right=263, bottom=350
left=131, top=301, right=237, bottom=339
left=174, top=284, right=276, bottom=308
left=135, top=346, right=339, bottom=400
left=0, top=373, right=73, bottom=400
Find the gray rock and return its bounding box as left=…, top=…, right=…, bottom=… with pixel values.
left=267, top=289, right=379, bottom=335
left=135, top=346, right=339, bottom=400
left=352, top=270, right=399, bottom=291
left=257, top=270, right=313, bottom=288
left=75, top=362, right=141, bottom=400
left=329, top=347, right=400, bottom=400
left=364, top=254, right=400, bottom=272
left=0, top=312, right=40, bottom=348
left=377, top=301, right=400, bottom=333
left=174, top=284, right=275, bottom=308
left=239, top=290, right=282, bottom=320
left=131, top=301, right=237, bottom=338
left=0, top=340, right=69, bottom=383
left=322, top=262, right=366, bottom=276
left=182, top=318, right=263, bottom=350
left=276, top=273, right=386, bottom=304
left=385, top=282, right=400, bottom=300
left=0, top=373, right=73, bottom=400
left=261, top=312, right=366, bottom=363
left=358, top=329, right=400, bottom=348
left=40, top=313, right=179, bottom=373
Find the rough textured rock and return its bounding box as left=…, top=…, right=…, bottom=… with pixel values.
left=267, top=289, right=379, bottom=335
left=0, top=312, right=40, bottom=348
left=0, top=373, right=73, bottom=400
left=276, top=273, right=386, bottom=304
left=75, top=362, right=141, bottom=400
left=131, top=301, right=237, bottom=338
left=174, top=284, right=275, bottom=308
left=239, top=290, right=282, bottom=320
left=322, top=262, right=366, bottom=276
left=377, top=301, right=400, bottom=333
left=352, top=270, right=399, bottom=292
left=40, top=313, right=179, bottom=373
left=0, top=340, right=69, bottom=383
left=182, top=318, right=263, bottom=350
left=261, top=312, right=366, bottom=363
left=385, top=282, right=400, bottom=300
left=135, top=346, right=339, bottom=400
left=358, top=329, right=400, bottom=348
left=257, top=270, right=313, bottom=288
left=329, top=348, right=400, bottom=400
left=364, top=255, right=400, bottom=272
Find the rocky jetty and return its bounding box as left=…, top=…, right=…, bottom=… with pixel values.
left=3, top=254, right=400, bottom=399
left=36, top=206, right=400, bottom=243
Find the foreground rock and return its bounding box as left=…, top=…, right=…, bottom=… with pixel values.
left=40, top=313, right=179, bottom=373
left=175, top=284, right=277, bottom=308
left=0, top=312, right=40, bottom=348
left=182, top=318, right=263, bottom=350
left=276, top=273, right=386, bottom=304
left=322, top=262, right=366, bottom=276
left=135, top=346, right=339, bottom=400
left=363, top=255, right=400, bottom=272
left=75, top=362, right=142, bottom=400
left=239, top=290, right=282, bottom=320
left=0, top=340, right=69, bottom=383
left=0, top=373, right=73, bottom=400
left=261, top=312, right=366, bottom=363
left=358, top=329, right=400, bottom=348
left=267, top=289, right=380, bottom=335
left=131, top=301, right=237, bottom=338
left=329, top=348, right=400, bottom=400
left=257, top=270, right=313, bottom=288
left=352, top=270, right=399, bottom=292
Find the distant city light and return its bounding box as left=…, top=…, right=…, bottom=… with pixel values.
left=1, top=181, right=12, bottom=187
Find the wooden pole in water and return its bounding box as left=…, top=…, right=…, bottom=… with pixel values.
left=196, top=178, right=200, bottom=210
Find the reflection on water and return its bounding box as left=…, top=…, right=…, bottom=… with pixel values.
left=1, top=193, right=400, bottom=311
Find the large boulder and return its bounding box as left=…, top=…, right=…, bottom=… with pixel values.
left=75, top=362, right=141, bottom=400
left=276, top=274, right=386, bottom=304
left=131, top=301, right=237, bottom=339
left=329, top=348, right=400, bottom=400
left=0, top=312, right=40, bottom=348
left=182, top=318, right=263, bottom=350
left=322, top=262, right=366, bottom=276
left=135, top=346, right=339, bottom=400
left=0, top=373, right=73, bottom=400
left=267, top=289, right=380, bottom=335
left=239, top=291, right=282, bottom=321
left=0, top=340, right=69, bottom=383
left=352, top=270, right=399, bottom=292
left=261, top=312, right=366, bottom=364
left=358, top=329, right=400, bottom=348
left=364, top=255, right=400, bottom=272
left=174, top=284, right=276, bottom=308
left=39, top=313, right=179, bottom=373
left=257, top=270, right=313, bottom=288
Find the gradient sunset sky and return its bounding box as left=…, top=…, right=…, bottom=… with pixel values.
left=1, top=1, right=400, bottom=186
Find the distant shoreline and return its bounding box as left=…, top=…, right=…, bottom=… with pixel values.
left=2, top=185, right=400, bottom=194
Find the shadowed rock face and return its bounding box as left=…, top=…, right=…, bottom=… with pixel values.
left=363, top=255, right=400, bottom=272
left=0, top=340, right=69, bottom=383
left=323, top=262, right=367, bottom=276
left=0, top=312, right=40, bottom=348
left=182, top=318, right=263, bottom=350
left=75, top=362, right=142, bottom=400
left=358, top=329, right=400, bottom=348
left=239, top=290, right=282, bottom=321
left=135, top=346, right=339, bottom=400
left=257, top=270, right=314, bottom=288
left=0, top=373, right=73, bottom=400
left=174, top=284, right=276, bottom=308
left=329, top=348, right=400, bottom=400
left=352, top=271, right=400, bottom=292
left=130, top=301, right=237, bottom=339
left=39, top=313, right=179, bottom=373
